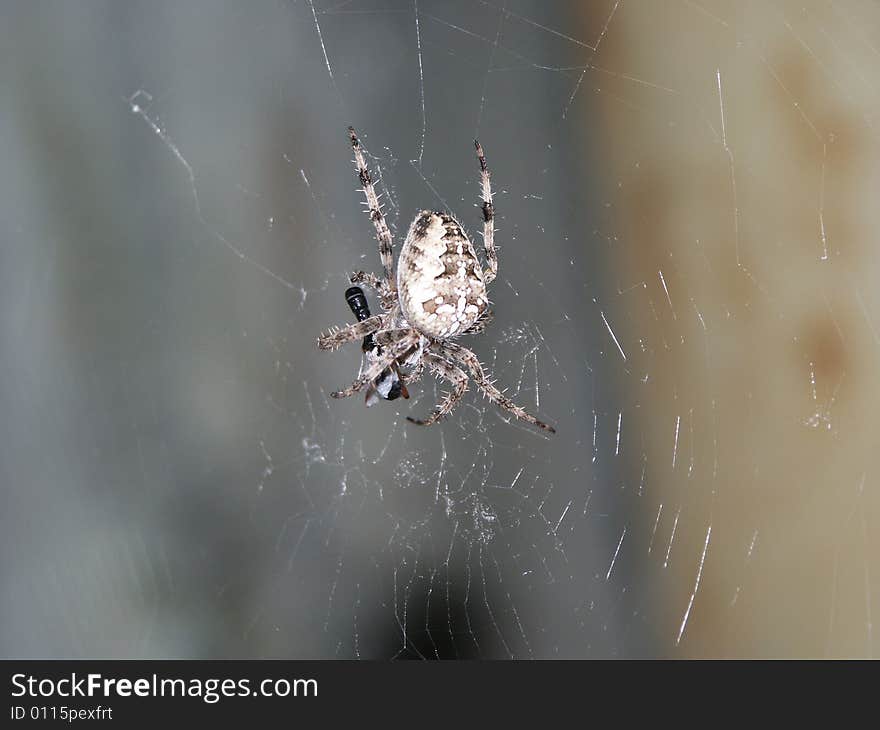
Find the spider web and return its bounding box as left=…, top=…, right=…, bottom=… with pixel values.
left=2, top=0, right=879, bottom=658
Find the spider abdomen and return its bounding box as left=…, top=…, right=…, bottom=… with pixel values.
left=397, top=211, right=488, bottom=339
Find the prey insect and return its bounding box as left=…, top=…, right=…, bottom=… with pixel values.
left=344, top=285, right=409, bottom=406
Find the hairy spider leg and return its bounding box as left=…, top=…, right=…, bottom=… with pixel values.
left=407, top=352, right=469, bottom=427
left=442, top=341, right=556, bottom=433
left=349, top=127, right=396, bottom=307
left=474, top=140, right=497, bottom=285
left=330, top=331, right=420, bottom=400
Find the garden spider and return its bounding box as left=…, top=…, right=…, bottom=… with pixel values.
left=317, top=127, right=556, bottom=434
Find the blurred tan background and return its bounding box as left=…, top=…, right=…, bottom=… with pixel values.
left=584, top=0, right=880, bottom=657
left=1, top=0, right=877, bottom=658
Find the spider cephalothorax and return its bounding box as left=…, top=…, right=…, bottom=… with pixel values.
left=317, top=127, right=555, bottom=434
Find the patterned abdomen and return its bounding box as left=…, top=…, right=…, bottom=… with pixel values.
left=397, top=211, right=488, bottom=339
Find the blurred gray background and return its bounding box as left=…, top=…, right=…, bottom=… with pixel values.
left=2, top=0, right=878, bottom=658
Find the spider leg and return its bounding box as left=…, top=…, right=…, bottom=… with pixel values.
left=317, top=315, right=383, bottom=351
left=374, top=327, right=415, bottom=347
left=442, top=341, right=556, bottom=434
left=349, top=271, right=390, bottom=304
left=400, top=358, right=425, bottom=384
left=407, top=353, right=469, bottom=427
left=331, top=331, right=419, bottom=399
left=363, top=360, right=409, bottom=406
left=474, top=140, right=497, bottom=285
left=349, top=127, right=396, bottom=307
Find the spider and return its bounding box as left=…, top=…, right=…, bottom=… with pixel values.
left=316, top=127, right=556, bottom=434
